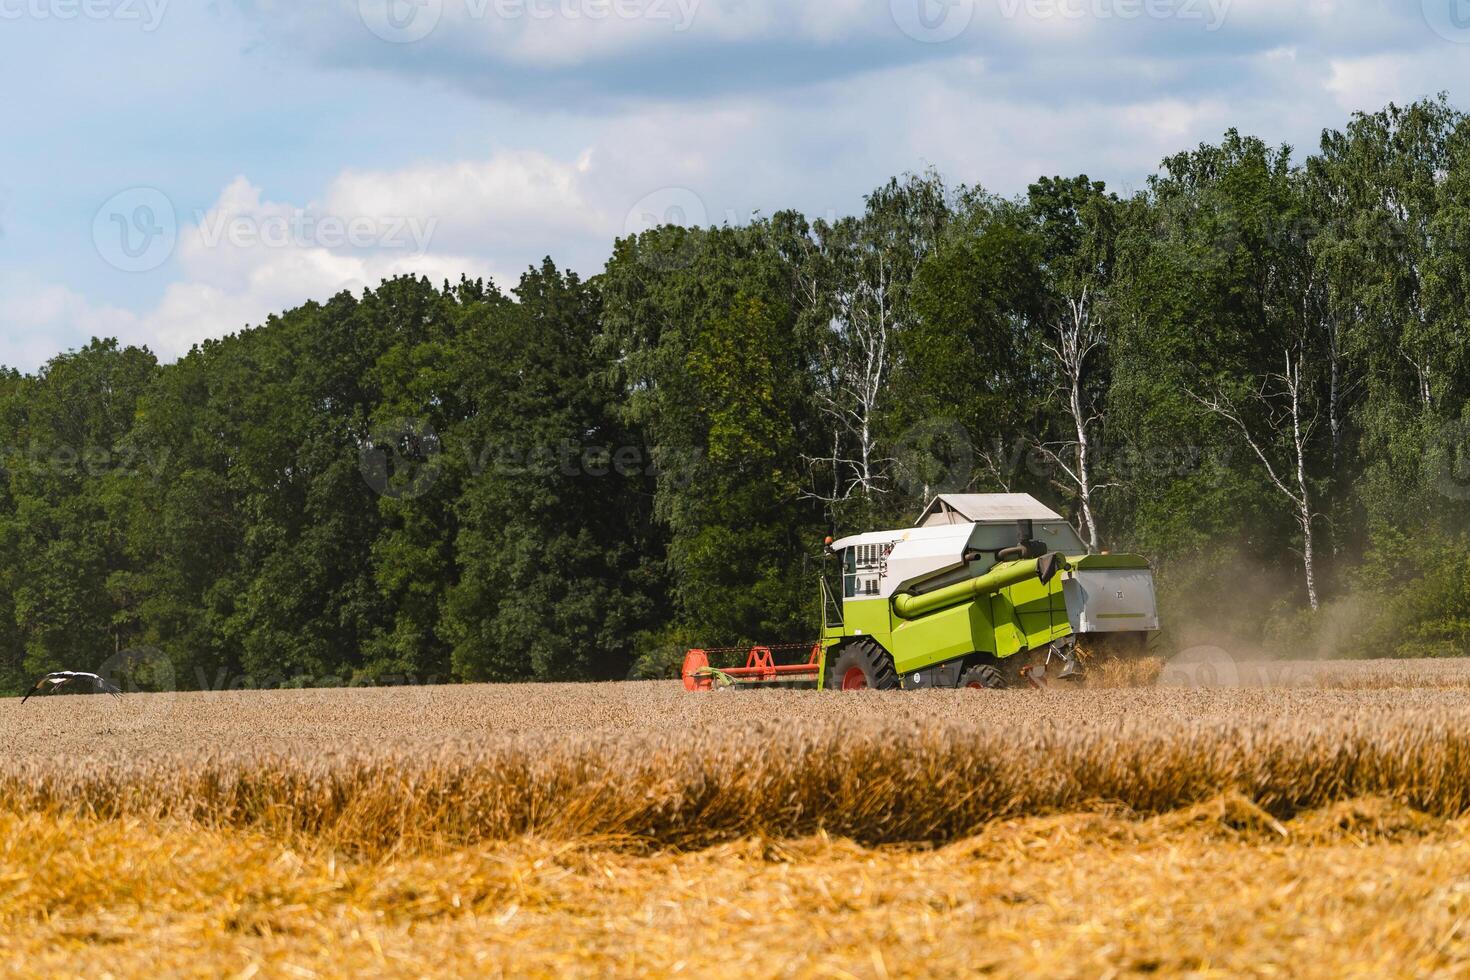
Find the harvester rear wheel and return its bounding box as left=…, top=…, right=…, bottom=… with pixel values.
left=825, top=641, right=900, bottom=692
left=958, top=664, right=1005, bottom=690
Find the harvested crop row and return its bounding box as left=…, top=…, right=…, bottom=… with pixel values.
left=4, top=799, right=1469, bottom=978
left=3, top=681, right=1470, bottom=856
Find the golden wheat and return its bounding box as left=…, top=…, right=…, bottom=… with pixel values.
left=6, top=660, right=1470, bottom=977
left=3, top=797, right=1470, bottom=978
left=2, top=664, right=1470, bottom=857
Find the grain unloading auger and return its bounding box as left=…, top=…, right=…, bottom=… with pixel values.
left=682, top=493, right=1160, bottom=692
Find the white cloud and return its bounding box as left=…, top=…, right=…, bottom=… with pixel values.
left=0, top=284, right=141, bottom=370
left=1, top=143, right=656, bottom=368
left=259, top=0, right=897, bottom=80
left=443, top=0, right=714, bottom=64
left=1325, top=53, right=1413, bottom=112
left=1, top=175, right=499, bottom=367
left=11, top=0, right=1470, bottom=372
left=323, top=150, right=607, bottom=256
left=143, top=183, right=486, bottom=357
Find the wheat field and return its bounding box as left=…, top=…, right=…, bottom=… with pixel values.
left=5, top=658, right=1470, bottom=977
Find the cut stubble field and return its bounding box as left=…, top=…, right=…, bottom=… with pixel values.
left=6, top=659, right=1470, bottom=978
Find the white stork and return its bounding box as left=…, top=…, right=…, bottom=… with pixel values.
left=21, top=672, right=123, bottom=704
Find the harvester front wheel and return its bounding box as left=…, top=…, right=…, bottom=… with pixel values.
left=825, top=641, right=900, bottom=692
left=958, top=664, right=1005, bottom=690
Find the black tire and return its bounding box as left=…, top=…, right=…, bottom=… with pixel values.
left=958, top=663, right=1006, bottom=690
left=825, top=641, right=900, bottom=691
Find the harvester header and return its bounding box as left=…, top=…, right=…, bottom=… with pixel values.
left=683, top=493, right=1160, bottom=692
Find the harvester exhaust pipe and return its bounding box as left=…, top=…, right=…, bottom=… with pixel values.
left=997, top=520, right=1048, bottom=563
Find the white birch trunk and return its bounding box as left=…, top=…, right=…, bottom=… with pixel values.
left=1042, top=291, right=1105, bottom=552
left=1190, top=347, right=1320, bottom=611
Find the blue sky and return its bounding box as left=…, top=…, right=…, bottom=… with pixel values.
left=2, top=0, right=1468, bottom=371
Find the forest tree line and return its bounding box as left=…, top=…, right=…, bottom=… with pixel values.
left=3, top=97, right=1470, bottom=692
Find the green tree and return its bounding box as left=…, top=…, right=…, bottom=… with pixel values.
left=444, top=261, right=661, bottom=681
left=905, top=190, right=1043, bottom=499
left=1026, top=176, right=1121, bottom=551
left=601, top=221, right=822, bottom=652
left=802, top=172, right=953, bottom=530
left=0, top=341, right=159, bottom=677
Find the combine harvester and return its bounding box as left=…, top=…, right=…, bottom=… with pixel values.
left=683, top=494, right=1160, bottom=691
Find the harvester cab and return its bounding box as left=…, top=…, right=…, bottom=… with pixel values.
left=681, top=493, right=1160, bottom=692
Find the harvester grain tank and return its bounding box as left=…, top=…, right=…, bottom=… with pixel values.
left=682, top=493, right=1159, bottom=691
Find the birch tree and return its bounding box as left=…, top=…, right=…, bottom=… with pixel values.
left=1029, top=177, right=1119, bottom=552
left=1037, top=289, right=1108, bottom=551
left=1191, top=348, right=1321, bottom=609
left=807, top=250, right=896, bottom=502
left=802, top=173, right=950, bottom=519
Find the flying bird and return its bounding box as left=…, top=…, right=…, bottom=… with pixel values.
left=21, top=672, right=123, bottom=704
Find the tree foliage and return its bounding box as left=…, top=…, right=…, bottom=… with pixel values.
left=4, top=98, right=1470, bottom=690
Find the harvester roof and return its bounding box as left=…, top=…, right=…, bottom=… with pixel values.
left=915, top=493, right=1064, bottom=527
left=827, top=494, right=1082, bottom=601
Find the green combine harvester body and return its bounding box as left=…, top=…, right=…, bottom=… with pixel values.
left=820, top=551, right=1154, bottom=688
left=683, top=494, right=1160, bottom=692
